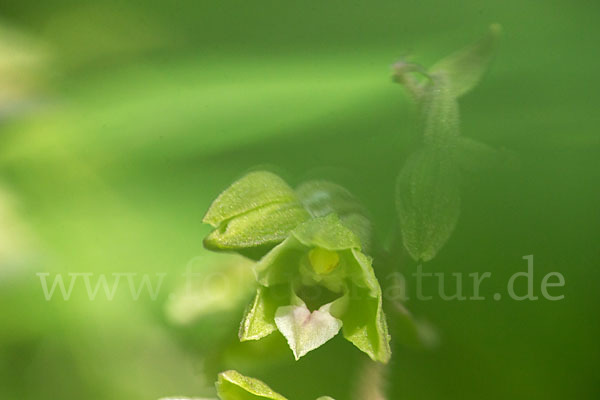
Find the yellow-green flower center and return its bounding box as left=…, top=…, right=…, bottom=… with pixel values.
left=308, top=247, right=340, bottom=275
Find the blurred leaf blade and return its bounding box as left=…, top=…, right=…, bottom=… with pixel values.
left=395, top=146, right=461, bottom=261
left=429, top=24, right=502, bottom=98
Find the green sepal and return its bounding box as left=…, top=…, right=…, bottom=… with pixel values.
left=296, top=181, right=372, bottom=250
left=292, top=214, right=362, bottom=251
left=202, top=171, right=310, bottom=256
left=216, top=370, right=287, bottom=400
left=204, top=171, right=298, bottom=226
left=239, top=285, right=293, bottom=341
left=203, top=202, right=309, bottom=252
left=338, top=249, right=391, bottom=363
left=396, top=146, right=461, bottom=262
left=429, top=24, right=502, bottom=98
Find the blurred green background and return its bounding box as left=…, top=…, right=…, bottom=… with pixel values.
left=0, top=0, right=599, bottom=399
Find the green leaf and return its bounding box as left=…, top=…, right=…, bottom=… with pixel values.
left=239, top=285, right=293, bottom=341
left=429, top=24, right=502, bottom=98
left=216, top=370, right=287, bottom=400
left=396, top=146, right=461, bottom=262
left=274, top=299, right=343, bottom=360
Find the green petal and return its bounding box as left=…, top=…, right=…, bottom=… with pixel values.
left=339, top=249, right=391, bottom=363
left=429, top=24, right=501, bottom=98
left=395, top=146, right=461, bottom=262
left=203, top=171, right=298, bottom=226
left=254, top=236, right=306, bottom=287
left=216, top=370, right=287, bottom=400
left=239, top=285, right=293, bottom=341
left=345, top=249, right=379, bottom=296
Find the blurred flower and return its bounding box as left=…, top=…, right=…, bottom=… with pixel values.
left=165, top=253, right=255, bottom=326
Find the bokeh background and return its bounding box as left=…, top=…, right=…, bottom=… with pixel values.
left=1, top=0, right=599, bottom=399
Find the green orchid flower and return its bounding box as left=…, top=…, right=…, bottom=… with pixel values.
left=239, top=214, right=391, bottom=363
left=202, top=171, right=390, bottom=362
